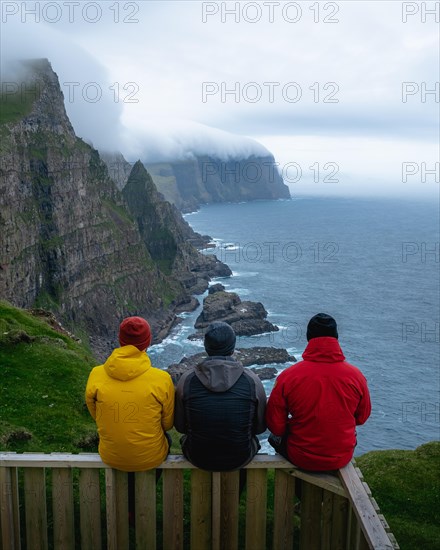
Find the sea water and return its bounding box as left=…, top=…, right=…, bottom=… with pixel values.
left=149, top=197, right=440, bottom=454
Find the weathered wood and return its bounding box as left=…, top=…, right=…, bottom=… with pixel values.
left=387, top=532, right=400, bottom=549
left=79, top=468, right=102, bottom=550
left=212, top=472, right=221, bottom=550
left=52, top=468, right=75, bottom=550
left=0, top=452, right=399, bottom=550
left=0, top=452, right=294, bottom=469
left=346, top=505, right=357, bottom=549
left=24, top=468, right=48, bottom=550
left=330, top=494, right=349, bottom=550
left=339, top=462, right=395, bottom=549
left=321, top=490, right=334, bottom=550
left=220, top=471, right=240, bottom=550
left=191, top=469, right=212, bottom=550
left=114, top=470, right=129, bottom=548
left=135, top=470, right=157, bottom=550
left=290, top=468, right=345, bottom=496
left=273, top=469, right=295, bottom=550
left=245, top=468, right=267, bottom=550
left=0, top=467, right=20, bottom=550
left=163, top=469, right=184, bottom=550
left=105, top=469, right=117, bottom=550
left=378, top=513, right=390, bottom=532
left=300, top=481, right=322, bottom=549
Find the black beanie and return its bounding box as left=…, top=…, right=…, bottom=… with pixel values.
left=204, top=321, right=236, bottom=356
left=306, top=313, right=338, bottom=341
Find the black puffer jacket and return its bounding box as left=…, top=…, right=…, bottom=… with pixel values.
left=174, top=356, right=267, bottom=471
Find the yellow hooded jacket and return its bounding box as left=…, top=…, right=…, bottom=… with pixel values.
left=85, top=345, right=174, bottom=471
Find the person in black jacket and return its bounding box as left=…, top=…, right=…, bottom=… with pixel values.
left=174, top=321, right=267, bottom=471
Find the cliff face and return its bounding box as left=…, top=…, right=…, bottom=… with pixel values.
left=146, top=154, right=291, bottom=212
left=122, top=161, right=231, bottom=295
left=0, top=59, right=221, bottom=341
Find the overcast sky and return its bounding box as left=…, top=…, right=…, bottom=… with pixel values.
left=1, top=0, right=439, bottom=197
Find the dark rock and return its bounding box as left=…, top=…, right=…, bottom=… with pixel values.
left=250, top=366, right=278, bottom=380
left=209, top=283, right=225, bottom=294
left=173, top=296, right=200, bottom=314
left=194, top=290, right=278, bottom=336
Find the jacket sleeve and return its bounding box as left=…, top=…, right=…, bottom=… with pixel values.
left=85, top=369, right=98, bottom=420
left=266, top=377, right=288, bottom=436
left=161, top=373, right=175, bottom=432
left=173, top=371, right=191, bottom=434
left=246, top=370, right=267, bottom=434
left=355, top=375, right=372, bottom=426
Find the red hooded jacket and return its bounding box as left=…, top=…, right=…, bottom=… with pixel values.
left=266, top=337, right=371, bottom=471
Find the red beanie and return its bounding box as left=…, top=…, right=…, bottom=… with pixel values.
left=119, top=317, right=152, bottom=351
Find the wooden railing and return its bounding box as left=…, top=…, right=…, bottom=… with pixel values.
left=0, top=453, right=399, bottom=550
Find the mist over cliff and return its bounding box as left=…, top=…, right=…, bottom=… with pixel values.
left=102, top=151, right=291, bottom=213
left=0, top=59, right=229, bottom=345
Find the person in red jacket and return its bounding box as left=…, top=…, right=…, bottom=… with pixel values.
left=266, top=313, right=371, bottom=471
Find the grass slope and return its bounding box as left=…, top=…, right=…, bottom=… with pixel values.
left=357, top=442, right=440, bottom=550
left=0, top=301, right=97, bottom=452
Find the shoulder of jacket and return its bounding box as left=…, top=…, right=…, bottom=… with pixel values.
left=242, top=368, right=263, bottom=386
left=148, top=366, right=173, bottom=381
left=176, top=369, right=195, bottom=389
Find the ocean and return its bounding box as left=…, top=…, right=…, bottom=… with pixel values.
left=149, top=197, right=440, bottom=455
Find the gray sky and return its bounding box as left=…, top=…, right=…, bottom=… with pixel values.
left=1, top=0, right=439, bottom=197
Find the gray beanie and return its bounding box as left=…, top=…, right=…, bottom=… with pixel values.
left=204, top=321, right=236, bottom=356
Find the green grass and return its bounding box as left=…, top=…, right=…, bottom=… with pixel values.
left=0, top=87, right=39, bottom=125
left=357, top=442, right=440, bottom=550
left=0, top=301, right=97, bottom=452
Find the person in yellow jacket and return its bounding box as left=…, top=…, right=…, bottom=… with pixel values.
left=85, top=316, right=174, bottom=472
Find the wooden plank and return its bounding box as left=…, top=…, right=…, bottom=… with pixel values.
left=289, top=469, right=345, bottom=496
left=10, top=468, right=20, bottom=550
left=321, top=490, right=333, bottom=550
left=163, top=469, right=184, bottom=550
left=52, top=468, right=75, bottom=550
left=245, top=468, right=267, bottom=550
left=0, top=453, right=295, bottom=469
left=0, top=467, right=19, bottom=550
left=345, top=506, right=358, bottom=550
left=220, top=471, right=239, bottom=550
left=378, top=513, right=390, bottom=531
left=105, top=469, right=117, bottom=550
left=114, top=470, right=129, bottom=549
left=190, top=469, right=211, bottom=550
left=330, top=494, right=349, bottom=550
left=387, top=532, right=400, bottom=549
left=212, top=472, right=221, bottom=550
left=299, top=481, right=322, bottom=549
left=79, top=468, right=102, bottom=550
left=339, top=463, right=394, bottom=549
left=135, top=470, right=157, bottom=550
left=24, top=468, right=48, bottom=550
left=273, top=469, right=295, bottom=550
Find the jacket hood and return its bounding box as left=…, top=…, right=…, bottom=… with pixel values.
left=104, top=345, right=151, bottom=381
left=195, top=356, right=244, bottom=392
left=302, top=337, right=346, bottom=363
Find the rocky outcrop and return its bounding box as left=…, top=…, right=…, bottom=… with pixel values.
left=166, top=346, right=295, bottom=385
left=100, top=151, right=133, bottom=190
left=146, top=154, right=291, bottom=213
left=194, top=289, right=278, bottom=336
